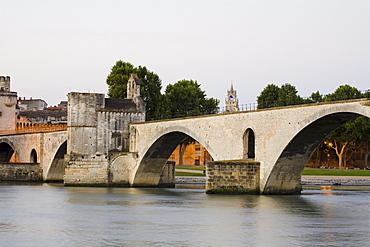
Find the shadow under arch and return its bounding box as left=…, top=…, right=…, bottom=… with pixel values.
left=46, top=140, right=67, bottom=182
left=263, top=112, right=360, bottom=194
left=0, top=139, right=17, bottom=162
left=132, top=131, right=207, bottom=186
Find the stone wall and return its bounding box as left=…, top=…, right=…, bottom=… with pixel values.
left=0, top=163, right=42, bottom=181
left=64, top=154, right=109, bottom=186
left=206, top=160, right=260, bottom=194
left=158, top=161, right=175, bottom=187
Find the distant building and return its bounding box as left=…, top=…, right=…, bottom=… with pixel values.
left=18, top=97, right=47, bottom=111
left=19, top=109, right=67, bottom=125
left=168, top=142, right=213, bottom=166
left=225, top=83, right=239, bottom=112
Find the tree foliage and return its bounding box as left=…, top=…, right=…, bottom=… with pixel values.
left=256, top=84, right=280, bottom=109
left=257, top=83, right=304, bottom=109
left=323, top=84, right=362, bottom=102
left=164, top=79, right=219, bottom=117
left=321, top=85, right=369, bottom=168
left=106, top=61, right=162, bottom=120
left=106, top=61, right=219, bottom=120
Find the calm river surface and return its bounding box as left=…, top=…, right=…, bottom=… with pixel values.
left=1, top=183, right=370, bottom=247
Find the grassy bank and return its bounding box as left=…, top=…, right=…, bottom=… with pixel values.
left=176, top=166, right=205, bottom=171
left=176, top=166, right=370, bottom=177
left=302, top=168, right=370, bottom=176
left=175, top=172, right=206, bottom=177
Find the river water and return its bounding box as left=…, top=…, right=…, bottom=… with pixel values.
left=1, top=183, right=370, bottom=247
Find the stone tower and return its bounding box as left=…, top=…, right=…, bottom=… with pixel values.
left=225, top=83, right=239, bottom=112
left=127, top=74, right=141, bottom=100
left=0, top=76, right=17, bottom=131
left=127, top=74, right=145, bottom=112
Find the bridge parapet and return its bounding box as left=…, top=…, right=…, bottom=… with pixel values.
left=0, top=123, right=67, bottom=136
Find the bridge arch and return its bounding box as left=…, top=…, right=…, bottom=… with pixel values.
left=45, top=140, right=67, bottom=181
left=0, top=138, right=18, bottom=162
left=263, top=111, right=362, bottom=194
left=132, top=126, right=215, bottom=186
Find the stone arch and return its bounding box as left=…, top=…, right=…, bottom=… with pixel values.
left=30, top=149, right=38, bottom=163
left=132, top=127, right=214, bottom=187
left=45, top=140, right=67, bottom=181
left=263, top=112, right=360, bottom=194
left=138, top=125, right=217, bottom=161
left=243, top=128, right=255, bottom=159
left=0, top=139, right=17, bottom=162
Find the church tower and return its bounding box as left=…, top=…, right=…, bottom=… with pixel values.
left=225, top=83, right=239, bottom=112
left=127, top=74, right=145, bottom=113
left=127, top=74, right=141, bottom=100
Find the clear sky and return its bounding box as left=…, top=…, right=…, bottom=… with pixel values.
left=1, top=0, right=369, bottom=107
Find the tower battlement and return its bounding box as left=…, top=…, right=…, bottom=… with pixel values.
left=0, top=76, right=11, bottom=92
left=0, top=76, right=11, bottom=82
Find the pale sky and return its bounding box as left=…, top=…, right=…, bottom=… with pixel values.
left=1, top=0, right=369, bottom=107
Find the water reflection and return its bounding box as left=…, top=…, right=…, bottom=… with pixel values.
left=0, top=183, right=370, bottom=246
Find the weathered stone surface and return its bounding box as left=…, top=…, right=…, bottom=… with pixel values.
left=130, top=99, right=370, bottom=194
left=158, top=161, right=175, bottom=187
left=206, top=160, right=260, bottom=194
left=0, top=163, right=42, bottom=181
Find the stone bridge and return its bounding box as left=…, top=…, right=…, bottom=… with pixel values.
left=128, top=99, right=370, bottom=194
left=0, top=130, right=67, bottom=181
left=1, top=97, right=369, bottom=194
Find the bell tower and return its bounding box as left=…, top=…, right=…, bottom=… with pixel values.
left=225, top=83, right=239, bottom=112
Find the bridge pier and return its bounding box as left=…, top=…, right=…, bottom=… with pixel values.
left=206, top=160, right=260, bottom=194
left=64, top=154, right=110, bottom=186
left=0, top=163, right=43, bottom=182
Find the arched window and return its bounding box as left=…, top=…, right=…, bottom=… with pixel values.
left=243, top=128, right=255, bottom=159
left=30, top=149, right=38, bottom=163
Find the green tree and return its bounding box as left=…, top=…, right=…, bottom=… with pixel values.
left=322, top=85, right=365, bottom=168
left=323, top=84, right=362, bottom=102
left=326, top=124, right=354, bottom=169
left=349, top=116, right=370, bottom=167
left=257, top=84, right=280, bottom=109
left=106, top=61, right=163, bottom=120
left=257, top=83, right=304, bottom=109
left=277, top=83, right=304, bottom=106
left=164, top=79, right=219, bottom=117
left=309, top=91, right=323, bottom=103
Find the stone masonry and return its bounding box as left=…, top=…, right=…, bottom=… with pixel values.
left=206, top=160, right=260, bottom=194
left=0, top=163, right=43, bottom=181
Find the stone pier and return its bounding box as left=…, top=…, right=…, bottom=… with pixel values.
left=0, top=163, right=43, bottom=181
left=206, top=160, right=260, bottom=194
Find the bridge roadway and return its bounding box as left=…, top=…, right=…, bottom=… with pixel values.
left=129, top=99, right=370, bottom=194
